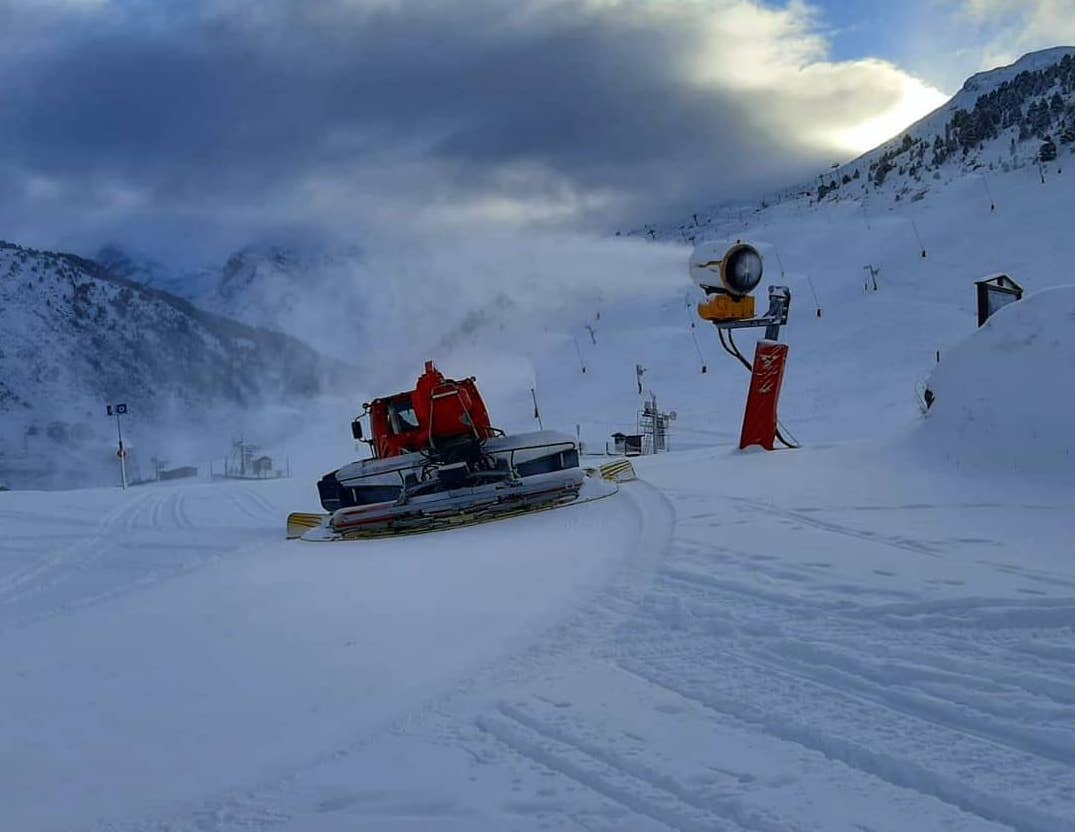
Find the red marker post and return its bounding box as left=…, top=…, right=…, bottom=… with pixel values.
left=739, top=341, right=789, bottom=450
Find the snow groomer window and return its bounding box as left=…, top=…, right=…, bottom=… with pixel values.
left=388, top=398, right=420, bottom=433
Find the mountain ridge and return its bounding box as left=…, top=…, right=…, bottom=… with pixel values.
left=0, top=239, right=359, bottom=488
left=630, top=46, right=1075, bottom=243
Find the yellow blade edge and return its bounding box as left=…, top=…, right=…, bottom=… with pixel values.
left=596, top=459, right=637, bottom=483
left=287, top=512, right=327, bottom=539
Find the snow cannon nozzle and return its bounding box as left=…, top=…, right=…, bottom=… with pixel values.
left=690, top=241, right=764, bottom=299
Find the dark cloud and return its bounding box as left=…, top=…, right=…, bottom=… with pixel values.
left=0, top=0, right=911, bottom=259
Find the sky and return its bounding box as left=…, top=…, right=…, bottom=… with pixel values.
left=0, top=0, right=1073, bottom=264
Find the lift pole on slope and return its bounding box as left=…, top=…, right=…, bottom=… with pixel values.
left=106, top=402, right=128, bottom=489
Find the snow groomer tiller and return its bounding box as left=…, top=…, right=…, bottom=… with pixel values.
left=691, top=241, right=798, bottom=450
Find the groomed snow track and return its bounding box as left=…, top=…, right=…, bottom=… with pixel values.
left=2, top=446, right=1074, bottom=832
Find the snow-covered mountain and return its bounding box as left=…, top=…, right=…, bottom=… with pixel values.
left=848, top=47, right=1075, bottom=193
left=96, top=243, right=370, bottom=362
left=633, top=47, right=1075, bottom=243
left=212, top=245, right=364, bottom=332
left=94, top=243, right=221, bottom=301
left=0, top=240, right=358, bottom=488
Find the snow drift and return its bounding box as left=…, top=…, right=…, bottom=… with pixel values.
left=920, top=285, right=1075, bottom=476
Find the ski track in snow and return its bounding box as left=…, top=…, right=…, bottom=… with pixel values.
left=78, top=465, right=1075, bottom=832
left=0, top=483, right=268, bottom=634
left=1, top=459, right=1073, bottom=831
left=87, top=480, right=677, bottom=832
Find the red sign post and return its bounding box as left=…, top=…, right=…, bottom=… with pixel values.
left=739, top=341, right=789, bottom=450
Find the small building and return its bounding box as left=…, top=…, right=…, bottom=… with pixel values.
left=252, top=456, right=274, bottom=478
left=975, top=274, right=1023, bottom=327
left=159, top=466, right=198, bottom=481
left=608, top=432, right=644, bottom=456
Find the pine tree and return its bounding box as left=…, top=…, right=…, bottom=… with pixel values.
left=1040, top=137, right=1058, bottom=162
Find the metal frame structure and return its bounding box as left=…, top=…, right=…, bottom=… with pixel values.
left=637, top=394, right=676, bottom=454
left=706, top=285, right=792, bottom=341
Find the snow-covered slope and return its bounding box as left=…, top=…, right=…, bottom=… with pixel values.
left=2, top=398, right=1073, bottom=832
left=921, top=285, right=1075, bottom=474
left=501, top=166, right=1075, bottom=470
left=0, top=241, right=357, bottom=488
left=633, top=47, right=1075, bottom=243
left=211, top=245, right=364, bottom=334
left=867, top=46, right=1075, bottom=174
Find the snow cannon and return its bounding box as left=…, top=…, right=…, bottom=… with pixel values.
left=692, top=241, right=765, bottom=323
left=691, top=239, right=790, bottom=339
left=691, top=240, right=764, bottom=296
left=691, top=241, right=796, bottom=452
left=286, top=360, right=637, bottom=541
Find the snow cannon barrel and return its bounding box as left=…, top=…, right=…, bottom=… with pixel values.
left=692, top=241, right=764, bottom=323
left=691, top=241, right=763, bottom=297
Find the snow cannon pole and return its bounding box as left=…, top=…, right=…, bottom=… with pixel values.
left=690, top=241, right=795, bottom=451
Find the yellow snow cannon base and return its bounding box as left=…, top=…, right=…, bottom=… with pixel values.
left=698, top=293, right=755, bottom=323
left=285, top=460, right=637, bottom=542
